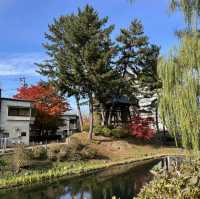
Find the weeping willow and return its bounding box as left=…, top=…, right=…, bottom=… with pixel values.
left=159, top=35, right=200, bottom=152
left=169, top=0, right=200, bottom=31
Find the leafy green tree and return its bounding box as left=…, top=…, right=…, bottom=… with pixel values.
left=159, top=36, right=200, bottom=151
left=163, top=1, right=200, bottom=151
left=38, top=5, right=115, bottom=140
left=169, top=0, right=200, bottom=31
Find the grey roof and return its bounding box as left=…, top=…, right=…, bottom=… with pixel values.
left=0, top=97, right=33, bottom=103
left=62, top=111, right=78, bottom=117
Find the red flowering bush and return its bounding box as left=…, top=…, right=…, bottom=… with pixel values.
left=129, top=115, right=155, bottom=140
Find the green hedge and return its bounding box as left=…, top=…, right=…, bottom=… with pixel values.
left=94, top=125, right=129, bottom=138
left=94, top=126, right=112, bottom=137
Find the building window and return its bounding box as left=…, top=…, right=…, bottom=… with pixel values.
left=0, top=133, right=9, bottom=138
left=21, top=132, right=26, bottom=137
left=70, top=119, right=77, bottom=129
left=31, top=108, right=36, bottom=117
left=8, top=107, right=30, bottom=117
left=70, top=119, right=76, bottom=124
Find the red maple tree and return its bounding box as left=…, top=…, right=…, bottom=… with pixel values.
left=14, top=83, right=69, bottom=134
left=129, top=115, right=155, bottom=140
left=14, top=84, right=68, bottom=116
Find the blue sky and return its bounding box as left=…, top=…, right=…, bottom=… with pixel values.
left=0, top=0, right=184, bottom=111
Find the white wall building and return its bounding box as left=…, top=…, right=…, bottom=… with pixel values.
left=57, top=112, right=80, bottom=138
left=0, top=90, right=80, bottom=145
left=0, top=97, right=33, bottom=145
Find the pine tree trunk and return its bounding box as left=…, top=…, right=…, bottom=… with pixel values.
left=104, top=108, right=109, bottom=127
left=88, top=93, right=94, bottom=141
left=101, top=110, right=105, bottom=126
left=108, top=106, right=113, bottom=126
left=163, top=113, right=166, bottom=144
left=75, top=95, right=83, bottom=132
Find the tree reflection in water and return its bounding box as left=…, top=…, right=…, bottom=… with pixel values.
left=0, top=160, right=160, bottom=199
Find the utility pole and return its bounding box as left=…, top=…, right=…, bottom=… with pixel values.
left=19, top=77, right=28, bottom=87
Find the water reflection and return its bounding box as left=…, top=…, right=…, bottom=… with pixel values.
left=157, top=156, right=184, bottom=171
left=0, top=160, right=160, bottom=199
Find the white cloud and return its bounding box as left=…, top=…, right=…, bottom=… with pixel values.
left=0, top=53, right=45, bottom=76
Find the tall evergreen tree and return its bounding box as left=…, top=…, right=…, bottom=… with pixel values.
left=117, top=19, right=159, bottom=81
left=116, top=19, right=160, bottom=129
left=38, top=5, right=115, bottom=140
left=37, top=14, right=84, bottom=132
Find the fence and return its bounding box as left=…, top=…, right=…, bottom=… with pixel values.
left=0, top=138, right=8, bottom=152
left=0, top=130, right=75, bottom=154
left=0, top=137, right=25, bottom=153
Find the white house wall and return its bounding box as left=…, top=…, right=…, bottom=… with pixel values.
left=0, top=99, right=32, bottom=145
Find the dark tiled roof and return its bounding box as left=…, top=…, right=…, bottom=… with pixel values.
left=106, top=96, right=131, bottom=105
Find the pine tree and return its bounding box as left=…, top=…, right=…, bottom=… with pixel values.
left=38, top=5, right=116, bottom=140
left=116, top=19, right=160, bottom=128
left=117, top=19, right=159, bottom=80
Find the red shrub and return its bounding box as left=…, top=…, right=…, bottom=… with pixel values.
left=129, top=115, right=155, bottom=140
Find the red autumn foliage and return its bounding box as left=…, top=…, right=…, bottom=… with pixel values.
left=129, top=115, right=155, bottom=140
left=14, top=84, right=69, bottom=116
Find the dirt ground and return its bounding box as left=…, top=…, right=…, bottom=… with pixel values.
left=71, top=132, right=182, bottom=161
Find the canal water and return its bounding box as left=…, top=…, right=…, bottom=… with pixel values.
left=0, top=159, right=166, bottom=199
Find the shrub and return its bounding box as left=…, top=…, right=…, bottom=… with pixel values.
left=65, top=138, right=83, bottom=161
left=111, top=128, right=129, bottom=138
left=102, top=127, right=112, bottom=137
left=80, top=147, right=97, bottom=159
left=129, top=115, right=155, bottom=140
left=47, top=140, right=84, bottom=162
left=47, top=144, right=61, bottom=161
left=12, top=144, right=30, bottom=173
left=83, top=116, right=90, bottom=132
left=48, top=144, right=61, bottom=154
left=32, top=147, right=47, bottom=160
left=56, top=145, right=68, bottom=162
left=57, top=151, right=67, bottom=162
left=94, top=125, right=103, bottom=136
left=47, top=151, right=57, bottom=161
left=136, top=161, right=200, bottom=199
left=68, top=137, right=84, bottom=151
left=107, top=125, right=114, bottom=130
left=94, top=125, right=112, bottom=137
left=0, top=159, right=6, bottom=171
